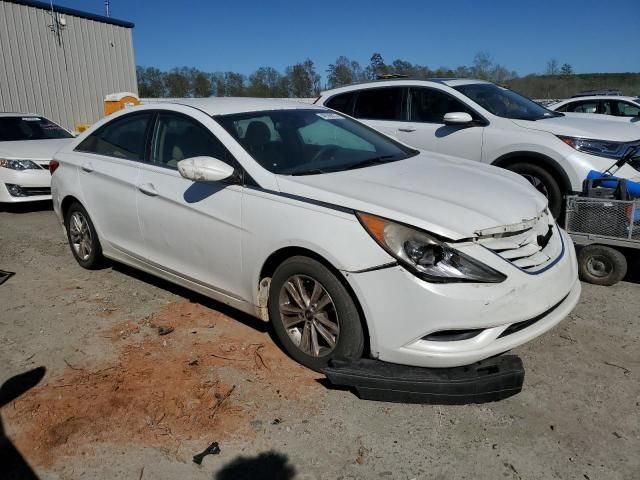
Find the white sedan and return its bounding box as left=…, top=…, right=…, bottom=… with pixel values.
left=51, top=98, right=580, bottom=370
left=0, top=113, right=74, bottom=202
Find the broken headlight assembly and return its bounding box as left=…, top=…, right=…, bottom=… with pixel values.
left=0, top=159, right=41, bottom=170
left=357, top=212, right=506, bottom=283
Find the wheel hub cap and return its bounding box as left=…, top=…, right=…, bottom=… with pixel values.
left=69, top=212, right=92, bottom=261
left=278, top=274, right=340, bottom=357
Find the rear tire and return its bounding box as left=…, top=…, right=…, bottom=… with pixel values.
left=64, top=202, right=104, bottom=270
left=506, top=162, right=563, bottom=219
left=578, top=245, right=627, bottom=286
left=268, top=256, right=364, bottom=371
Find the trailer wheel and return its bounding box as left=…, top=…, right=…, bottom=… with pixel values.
left=578, top=245, right=627, bottom=286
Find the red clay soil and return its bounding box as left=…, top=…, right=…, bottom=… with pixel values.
left=5, top=300, right=322, bottom=467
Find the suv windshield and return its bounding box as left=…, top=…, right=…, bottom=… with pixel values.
left=454, top=84, right=561, bottom=121
left=215, top=109, right=418, bottom=175
left=0, top=116, right=73, bottom=141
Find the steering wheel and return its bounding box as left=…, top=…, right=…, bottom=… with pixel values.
left=310, top=145, right=340, bottom=163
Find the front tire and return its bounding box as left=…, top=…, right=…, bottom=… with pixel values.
left=506, top=162, right=563, bottom=219
left=268, top=256, right=364, bottom=371
left=64, top=202, right=104, bottom=269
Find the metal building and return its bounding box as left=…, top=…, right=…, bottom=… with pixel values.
left=0, top=0, right=137, bottom=131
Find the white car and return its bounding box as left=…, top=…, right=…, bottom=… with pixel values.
left=0, top=113, right=74, bottom=202
left=316, top=80, right=640, bottom=218
left=51, top=98, right=580, bottom=370
left=549, top=95, right=640, bottom=119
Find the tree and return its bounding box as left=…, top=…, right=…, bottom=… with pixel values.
left=286, top=59, right=320, bottom=98
left=546, top=58, right=560, bottom=76
left=192, top=70, right=213, bottom=97
left=560, top=63, right=573, bottom=76
left=224, top=72, right=246, bottom=96
left=365, top=53, right=387, bottom=80
left=327, top=56, right=365, bottom=89
left=248, top=67, right=288, bottom=97
left=137, top=66, right=166, bottom=97
left=164, top=68, right=190, bottom=97
left=472, top=51, right=493, bottom=80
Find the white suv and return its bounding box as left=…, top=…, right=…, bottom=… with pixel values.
left=316, top=79, right=640, bottom=217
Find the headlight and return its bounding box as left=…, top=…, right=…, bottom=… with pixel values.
left=557, top=136, right=632, bottom=160
left=0, top=159, right=41, bottom=170
left=357, top=212, right=506, bottom=283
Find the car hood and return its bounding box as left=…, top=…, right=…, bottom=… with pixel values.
left=510, top=115, right=640, bottom=141
left=275, top=153, right=548, bottom=240
left=0, top=138, right=72, bottom=159
left=560, top=112, right=640, bottom=125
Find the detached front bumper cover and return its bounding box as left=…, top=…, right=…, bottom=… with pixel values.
left=323, top=355, right=524, bottom=404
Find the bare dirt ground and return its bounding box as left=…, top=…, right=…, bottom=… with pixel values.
left=1, top=202, right=639, bottom=480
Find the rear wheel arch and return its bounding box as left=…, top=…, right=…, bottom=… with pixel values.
left=258, top=246, right=371, bottom=354
left=61, top=195, right=82, bottom=220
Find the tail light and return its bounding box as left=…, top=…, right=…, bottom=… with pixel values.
left=49, top=160, right=59, bottom=175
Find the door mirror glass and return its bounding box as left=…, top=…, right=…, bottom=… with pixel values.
left=443, top=112, right=474, bottom=125
left=177, top=156, right=235, bottom=182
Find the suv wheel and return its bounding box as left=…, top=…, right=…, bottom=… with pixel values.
left=506, top=163, right=563, bottom=219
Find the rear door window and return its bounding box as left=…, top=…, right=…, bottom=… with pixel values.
left=76, top=112, right=153, bottom=161
left=565, top=100, right=598, bottom=113
left=353, top=87, right=405, bottom=121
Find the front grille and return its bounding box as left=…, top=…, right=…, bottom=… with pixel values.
left=477, top=210, right=560, bottom=273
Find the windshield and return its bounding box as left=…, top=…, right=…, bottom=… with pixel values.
left=215, top=109, right=418, bottom=175
left=454, top=84, right=561, bottom=121
left=0, top=116, right=72, bottom=141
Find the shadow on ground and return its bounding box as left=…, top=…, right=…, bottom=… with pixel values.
left=0, top=367, right=46, bottom=480
left=214, top=451, right=295, bottom=480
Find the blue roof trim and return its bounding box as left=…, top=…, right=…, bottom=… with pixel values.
left=4, top=0, right=135, bottom=28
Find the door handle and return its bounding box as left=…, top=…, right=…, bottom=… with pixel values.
left=137, top=183, right=158, bottom=196
left=81, top=162, right=94, bottom=173
left=397, top=127, right=416, bottom=133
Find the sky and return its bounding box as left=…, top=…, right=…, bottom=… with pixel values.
left=55, top=0, right=640, bottom=77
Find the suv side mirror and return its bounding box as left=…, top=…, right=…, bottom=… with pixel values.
left=178, top=156, right=235, bottom=182
left=443, top=112, right=474, bottom=126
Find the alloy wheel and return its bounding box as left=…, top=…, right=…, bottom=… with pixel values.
left=278, top=274, right=340, bottom=357
left=69, top=211, right=93, bottom=261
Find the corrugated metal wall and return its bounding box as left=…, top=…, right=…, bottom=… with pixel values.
left=0, top=1, right=137, bottom=130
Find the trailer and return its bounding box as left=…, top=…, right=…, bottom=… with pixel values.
left=565, top=195, right=639, bottom=285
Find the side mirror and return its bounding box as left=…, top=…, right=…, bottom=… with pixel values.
left=177, top=156, right=235, bottom=182
left=443, top=112, right=474, bottom=126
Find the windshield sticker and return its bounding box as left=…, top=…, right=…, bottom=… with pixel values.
left=316, top=113, right=344, bottom=120
left=22, top=117, right=41, bottom=121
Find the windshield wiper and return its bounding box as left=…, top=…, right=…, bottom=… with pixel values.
left=341, top=155, right=398, bottom=171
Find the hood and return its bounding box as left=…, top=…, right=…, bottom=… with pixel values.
left=511, top=115, right=640, bottom=142
left=561, top=112, right=640, bottom=126
left=0, top=138, right=72, bottom=160
left=276, top=153, right=547, bottom=240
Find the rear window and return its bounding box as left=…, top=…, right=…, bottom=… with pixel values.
left=0, top=116, right=72, bottom=141
left=353, top=87, right=405, bottom=121
left=325, top=91, right=356, bottom=115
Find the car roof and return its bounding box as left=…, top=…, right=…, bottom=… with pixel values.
left=0, top=112, right=43, bottom=118
left=139, top=97, right=326, bottom=116
left=319, top=78, right=493, bottom=96
left=557, top=96, right=640, bottom=103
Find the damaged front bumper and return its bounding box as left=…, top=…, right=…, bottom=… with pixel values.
left=324, top=355, right=525, bottom=404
